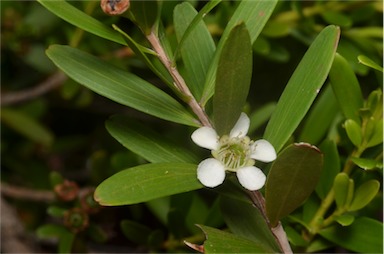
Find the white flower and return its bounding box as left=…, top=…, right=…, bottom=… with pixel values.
left=191, top=113, right=276, bottom=191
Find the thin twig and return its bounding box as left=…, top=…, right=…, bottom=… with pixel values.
left=249, top=190, right=293, bottom=254
left=1, top=182, right=56, bottom=203
left=146, top=30, right=212, bottom=128
left=1, top=71, right=67, bottom=106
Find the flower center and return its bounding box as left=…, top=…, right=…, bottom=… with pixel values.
left=212, top=135, right=254, bottom=171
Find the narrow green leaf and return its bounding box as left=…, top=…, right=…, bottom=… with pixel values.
left=1, top=108, right=54, bottom=146
left=106, top=115, right=198, bottom=163
left=344, top=119, right=362, bottom=147
left=112, top=24, right=174, bottom=89
left=220, top=194, right=281, bottom=252
left=94, top=163, right=202, bottom=206
left=315, top=140, right=341, bottom=199
left=366, top=119, right=383, bottom=148
left=128, top=1, right=158, bottom=35
left=358, top=55, right=383, bottom=72
left=265, top=143, right=323, bottom=227
left=285, top=226, right=307, bottom=247
left=329, top=53, right=364, bottom=123
left=201, top=0, right=278, bottom=105
left=335, top=214, right=355, bottom=226
left=299, top=85, right=339, bottom=145
left=319, top=217, right=383, bottom=253
left=46, top=45, right=199, bottom=127
left=37, top=0, right=125, bottom=45
left=348, top=180, right=380, bottom=211
left=351, top=157, right=382, bottom=170
left=306, top=238, right=335, bottom=253
left=333, top=173, right=351, bottom=209
left=197, top=225, right=275, bottom=253
left=174, top=2, right=216, bottom=100
left=321, top=11, right=353, bottom=28
left=36, top=224, right=75, bottom=253
left=213, top=23, right=252, bottom=135
left=264, top=25, right=340, bottom=152
left=262, top=20, right=291, bottom=38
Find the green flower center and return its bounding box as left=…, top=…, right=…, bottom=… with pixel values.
left=212, top=135, right=254, bottom=171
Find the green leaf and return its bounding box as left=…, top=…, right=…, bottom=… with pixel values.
left=321, top=11, right=353, bottom=28
left=37, top=0, right=125, bottom=45
left=106, top=115, right=198, bottom=163
left=120, top=220, right=151, bottom=245
left=348, top=180, right=380, bottom=211
left=201, top=0, right=278, bottom=105
left=351, top=157, right=382, bottom=170
left=46, top=45, right=199, bottom=127
left=47, top=206, right=66, bottom=218
left=315, top=140, right=341, bottom=199
left=358, top=55, right=383, bottom=72
left=329, top=53, right=364, bottom=123
left=344, top=119, right=362, bottom=147
left=333, top=173, right=352, bottom=209
left=36, top=224, right=75, bottom=253
left=1, top=108, right=53, bottom=146
left=94, top=163, right=202, bottom=206
left=366, top=119, right=383, bottom=148
left=213, top=23, right=252, bottom=135
left=112, top=25, right=174, bottom=89
left=265, top=143, right=323, bottom=227
left=128, top=1, right=158, bottom=35
left=249, top=102, right=276, bottom=134
left=285, top=226, right=307, bottom=247
left=264, top=25, right=340, bottom=153
left=174, top=2, right=216, bottom=100
left=299, top=85, right=339, bottom=145
left=262, top=20, right=291, bottom=38
left=306, top=238, right=335, bottom=253
left=197, top=225, right=275, bottom=253
left=220, top=194, right=281, bottom=253
left=319, top=217, right=383, bottom=253
left=335, top=214, right=355, bottom=226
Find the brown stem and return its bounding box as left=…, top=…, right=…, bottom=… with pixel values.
left=146, top=30, right=212, bottom=128
left=249, top=191, right=293, bottom=254
left=1, top=71, right=67, bottom=106
left=1, top=182, right=55, bottom=203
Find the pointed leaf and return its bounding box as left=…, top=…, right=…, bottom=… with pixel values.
left=265, top=143, right=323, bottom=227
left=220, top=194, right=281, bottom=252
left=197, top=225, right=275, bottom=253
left=128, top=1, right=158, bottom=35
left=106, top=115, right=198, bottom=163
left=348, top=180, right=380, bottom=211
left=316, top=140, right=341, bottom=199
left=333, top=173, right=351, bottom=209
left=319, top=217, right=383, bottom=253
left=201, top=0, right=278, bottom=105
left=329, top=53, right=364, bottom=123
left=38, top=0, right=125, bottom=45
left=299, top=85, right=339, bottom=145
left=213, top=23, right=252, bottom=135
left=1, top=108, right=53, bottom=146
left=264, top=25, right=340, bottom=152
left=46, top=45, right=199, bottom=127
left=174, top=2, right=216, bottom=100
left=358, top=55, right=383, bottom=72
left=94, top=163, right=202, bottom=206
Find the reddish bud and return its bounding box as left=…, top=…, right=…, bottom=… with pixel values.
left=63, top=208, right=89, bottom=233
left=101, top=0, right=130, bottom=16
left=54, top=180, right=79, bottom=202
left=80, top=188, right=100, bottom=214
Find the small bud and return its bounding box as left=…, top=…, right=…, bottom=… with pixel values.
left=80, top=188, right=100, bottom=214
left=101, top=0, right=130, bottom=16
left=54, top=180, right=79, bottom=202
left=63, top=208, right=89, bottom=233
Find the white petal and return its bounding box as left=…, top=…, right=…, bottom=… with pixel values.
left=250, top=139, right=277, bottom=162
left=230, top=112, right=250, bottom=138
left=197, top=158, right=226, bottom=188
left=236, top=166, right=266, bottom=191
left=191, top=127, right=219, bottom=150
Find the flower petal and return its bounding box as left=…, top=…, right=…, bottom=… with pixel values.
left=230, top=112, right=250, bottom=138
left=236, top=166, right=266, bottom=191
left=191, top=127, right=219, bottom=150
left=250, top=139, right=277, bottom=162
left=197, top=158, right=226, bottom=188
